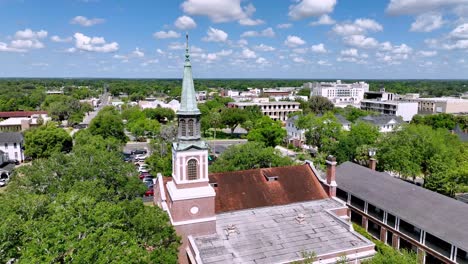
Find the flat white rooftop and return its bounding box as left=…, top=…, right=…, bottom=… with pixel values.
left=192, top=199, right=374, bottom=264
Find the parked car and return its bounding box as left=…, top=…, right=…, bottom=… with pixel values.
left=144, top=187, right=154, bottom=197
left=135, top=153, right=148, bottom=161
left=139, top=172, right=152, bottom=180
left=131, top=149, right=147, bottom=155
left=138, top=164, right=149, bottom=173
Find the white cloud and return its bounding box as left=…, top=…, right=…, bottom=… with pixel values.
left=15, top=29, right=48, bottom=39
left=386, top=0, right=468, bottom=15
left=256, top=57, right=268, bottom=64
left=410, top=13, right=445, bottom=32
left=31, top=62, right=49, bottom=67
left=293, top=57, right=306, bottom=63
left=202, top=27, right=228, bottom=42
left=181, top=0, right=263, bottom=26
left=238, top=39, right=248, bottom=46
left=288, top=0, right=337, bottom=20
left=277, top=23, right=292, bottom=29
left=73, top=32, right=119, bottom=52
left=417, top=50, right=437, bottom=57
left=0, top=42, right=25, bottom=52
left=344, top=35, right=379, bottom=49
left=153, top=30, right=181, bottom=39
left=174, top=16, right=197, bottom=30
left=450, top=23, right=468, bottom=39
left=380, top=41, right=393, bottom=51
left=241, top=48, right=257, bottom=59
left=51, top=35, right=72, bottom=43
left=168, top=42, right=185, bottom=50
left=443, top=39, right=468, bottom=50
left=10, top=39, right=45, bottom=49
left=341, top=48, right=360, bottom=57
left=156, top=49, right=165, bottom=55
left=293, top=48, right=308, bottom=54
left=310, top=43, right=327, bottom=53
left=332, top=18, right=383, bottom=36
left=217, top=49, right=233, bottom=56
left=132, top=47, right=145, bottom=57
left=392, top=43, right=413, bottom=54
left=284, top=35, right=306, bottom=47
left=70, top=16, right=105, bottom=27
left=241, top=27, right=275, bottom=38
left=338, top=48, right=369, bottom=63
left=317, top=60, right=332, bottom=66
left=253, top=44, right=275, bottom=51
left=141, top=59, right=159, bottom=67
left=309, top=14, right=336, bottom=26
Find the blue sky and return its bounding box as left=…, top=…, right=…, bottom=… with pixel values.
left=0, top=0, right=467, bottom=78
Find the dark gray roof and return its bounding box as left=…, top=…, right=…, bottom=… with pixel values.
left=358, top=115, right=403, bottom=126
left=335, top=114, right=351, bottom=125
left=336, top=162, right=468, bottom=251
left=454, top=125, right=468, bottom=142
left=0, top=132, right=23, bottom=144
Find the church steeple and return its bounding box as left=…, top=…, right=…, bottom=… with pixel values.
left=178, top=33, right=200, bottom=116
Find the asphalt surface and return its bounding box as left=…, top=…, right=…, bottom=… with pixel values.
left=207, top=139, right=247, bottom=155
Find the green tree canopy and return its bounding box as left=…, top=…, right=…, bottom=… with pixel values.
left=296, top=112, right=342, bottom=152
left=334, top=121, right=380, bottom=163
left=143, top=107, right=176, bottom=123
left=89, top=106, right=127, bottom=143
left=247, top=116, right=286, bottom=147
left=220, top=107, right=248, bottom=135
left=303, top=96, right=334, bottom=114
left=209, top=142, right=294, bottom=173
left=24, top=122, right=73, bottom=159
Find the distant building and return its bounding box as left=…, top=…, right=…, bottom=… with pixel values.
left=308, top=80, right=369, bottom=107
left=139, top=99, right=180, bottom=113
left=360, top=100, right=418, bottom=122
left=228, top=101, right=301, bottom=122
left=335, top=161, right=468, bottom=264
left=0, top=114, right=50, bottom=132
left=262, top=87, right=296, bottom=97
left=364, top=88, right=396, bottom=101
left=404, top=97, right=468, bottom=114
left=270, top=95, right=308, bottom=102
left=0, top=132, right=24, bottom=162
left=357, top=115, right=403, bottom=133
left=0, top=111, right=48, bottom=119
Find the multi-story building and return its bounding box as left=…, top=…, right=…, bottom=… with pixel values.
left=405, top=98, right=468, bottom=114
left=360, top=100, right=418, bottom=122
left=308, top=80, right=369, bottom=107
left=0, top=132, right=24, bottom=162
left=0, top=111, right=48, bottom=119
left=334, top=161, right=468, bottom=264
left=228, top=101, right=301, bottom=122
left=357, top=115, right=403, bottom=133
left=153, top=41, right=376, bottom=264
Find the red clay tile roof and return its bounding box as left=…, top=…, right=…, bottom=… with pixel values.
left=209, top=164, right=329, bottom=213
left=0, top=111, right=48, bottom=118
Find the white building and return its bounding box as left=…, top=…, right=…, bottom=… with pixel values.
left=228, top=101, right=301, bottom=122
left=0, top=132, right=25, bottom=162
left=357, top=115, right=403, bottom=133
left=308, top=80, right=369, bottom=107
left=0, top=114, right=50, bottom=132
left=138, top=99, right=180, bottom=113
left=360, top=100, right=418, bottom=122
left=286, top=115, right=306, bottom=147
left=404, top=97, right=468, bottom=114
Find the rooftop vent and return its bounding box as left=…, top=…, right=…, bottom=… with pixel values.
left=295, top=213, right=306, bottom=224
left=225, top=224, right=239, bottom=237
left=263, top=173, right=279, bottom=182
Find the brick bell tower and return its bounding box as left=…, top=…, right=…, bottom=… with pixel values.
left=164, top=34, right=216, bottom=261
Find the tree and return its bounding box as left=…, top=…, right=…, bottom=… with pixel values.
left=210, top=142, right=294, bottom=173
left=334, top=121, right=380, bottom=163
left=221, top=107, right=247, bottom=135
left=0, top=136, right=180, bottom=263
left=24, top=122, right=73, bottom=159
left=89, top=106, right=127, bottom=143
left=242, top=105, right=264, bottom=132
left=146, top=138, right=172, bottom=177
left=247, top=116, right=286, bottom=147
left=411, top=113, right=456, bottom=130
left=296, top=112, right=342, bottom=152
left=143, top=107, right=176, bottom=123
left=305, top=96, right=334, bottom=114
left=127, top=116, right=160, bottom=139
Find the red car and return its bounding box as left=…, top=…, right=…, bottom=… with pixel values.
left=139, top=172, right=151, bottom=180
left=144, top=187, right=154, bottom=197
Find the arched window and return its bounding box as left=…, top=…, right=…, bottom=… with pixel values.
left=188, top=119, right=194, bottom=136
left=187, top=159, right=198, bottom=180
left=180, top=120, right=186, bottom=136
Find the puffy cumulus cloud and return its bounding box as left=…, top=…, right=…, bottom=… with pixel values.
left=284, top=35, right=306, bottom=48
left=317, top=60, right=332, bottom=66
left=344, top=35, right=379, bottom=49
left=51, top=35, right=72, bottom=43
left=338, top=48, right=368, bottom=63
left=253, top=44, right=275, bottom=51
left=340, top=48, right=360, bottom=57
left=292, top=48, right=308, bottom=54
left=277, top=23, right=292, bottom=29
left=410, top=13, right=445, bottom=32
left=1, top=29, right=47, bottom=52
left=310, top=43, right=327, bottom=53
left=237, top=39, right=248, bottom=46
left=241, top=48, right=257, bottom=59
left=15, top=29, right=48, bottom=39
left=132, top=47, right=145, bottom=58
left=73, top=32, right=119, bottom=53
left=153, top=30, right=181, bottom=39
left=392, top=43, right=413, bottom=54
left=174, top=16, right=197, bottom=30
left=380, top=41, right=394, bottom=51
left=309, top=14, right=336, bottom=26
left=141, top=59, right=159, bottom=67
left=293, top=57, right=306, bottom=63
left=332, top=18, right=383, bottom=36
left=240, top=27, right=275, bottom=38
left=386, top=0, right=468, bottom=15
left=256, top=57, right=268, bottom=64
left=417, top=50, right=438, bottom=57
left=450, top=23, right=468, bottom=39
left=70, top=16, right=105, bottom=27
left=181, top=0, right=263, bottom=26
left=288, top=0, right=337, bottom=20
left=202, top=27, right=228, bottom=42
left=168, top=42, right=185, bottom=50
left=375, top=43, right=413, bottom=64
left=442, top=39, right=468, bottom=50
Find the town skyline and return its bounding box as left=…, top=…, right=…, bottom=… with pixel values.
left=0, top=0, right=468, bottom=79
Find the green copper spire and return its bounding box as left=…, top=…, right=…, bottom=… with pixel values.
left=178, top=33, right=200, bottom=115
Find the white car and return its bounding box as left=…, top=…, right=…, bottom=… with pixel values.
left=138, top=164, right=150, bottom=173
left=135, top=153, right=148, bottom=161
